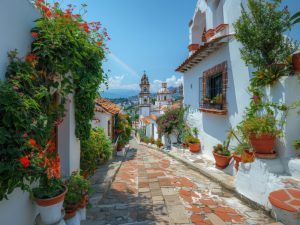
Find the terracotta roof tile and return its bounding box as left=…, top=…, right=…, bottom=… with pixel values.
left=95, top=97, right=121, bottom=115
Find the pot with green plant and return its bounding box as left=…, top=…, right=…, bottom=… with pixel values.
left=213, top=131, right=233, bottom=168
left=188, top=128, right=201, bottom=153
left=213, top=144, right=232, bottom=169
left=233, top=143, right=252, bottom=170
left=33, top=177, right=67, bottom=224
left=64, top=172, right=91, bottom=220
left=239, top=114, right=280, bottom=155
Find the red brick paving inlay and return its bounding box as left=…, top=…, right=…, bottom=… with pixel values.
left=269, top=188, right=300, bottom=212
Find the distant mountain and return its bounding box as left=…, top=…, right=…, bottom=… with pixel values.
left=100, top=89, right=139, bottom=99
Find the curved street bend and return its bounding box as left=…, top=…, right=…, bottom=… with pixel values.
left=83, top=139, right=276, bottom=225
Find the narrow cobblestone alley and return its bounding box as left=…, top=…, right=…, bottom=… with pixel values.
left=83, top=139, right=276, bottom=225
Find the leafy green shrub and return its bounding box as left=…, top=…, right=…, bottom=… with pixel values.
left=64, top=171, right=91, bottom=206
left=234, top=0, right=298, bottom=86
left=155, top=139, right=163, bottom=148
left=80, top=127, right=113, bottom=176
left=238, top=114, right=280, bottom=137
left=116, top=114, right=132, bottom=147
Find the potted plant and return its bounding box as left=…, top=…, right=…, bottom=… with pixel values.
left=33, top=177, right=67, bottom=224
left=239, top=114, right=280, bottom=154
left=213, top=144, right=232, bottom=169
left=156, top=139, right=163, bottom=148
left=64, top=172, right=91, bottom=220
left=188, top=128, right=201, bottom=153
left=213, top=131, right=232, bottom=168
left=232, top=143, right=253, bottom=170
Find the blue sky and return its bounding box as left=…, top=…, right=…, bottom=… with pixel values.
left=62, top=0, right=299, bottom=94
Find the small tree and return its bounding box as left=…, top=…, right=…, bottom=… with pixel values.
left=234, top=0, right=298, bottom=86
left=157, top=107, right=186, bottom=144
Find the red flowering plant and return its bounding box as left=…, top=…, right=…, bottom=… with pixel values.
left=0, top=1, right=108, bottom=200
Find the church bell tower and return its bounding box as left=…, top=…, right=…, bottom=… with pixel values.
left=139, top=72, right=151, bottom=117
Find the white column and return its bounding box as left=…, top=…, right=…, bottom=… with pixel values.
left=58, top=94, right=80, bottom=176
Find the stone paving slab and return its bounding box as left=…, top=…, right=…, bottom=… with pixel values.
left=83, top=139, right=275, bottom=225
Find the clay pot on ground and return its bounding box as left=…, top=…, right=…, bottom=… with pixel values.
left=249, top=134, right=276, bottom=154
left=292, top=52, right=300, bottom=73
left=233, top=154, right=242, bottom=170
left=34, top=186, right=68, bottom=224
left=189, top=143, right=201, bottom=153
left=213, top=152, right=232, bottom=169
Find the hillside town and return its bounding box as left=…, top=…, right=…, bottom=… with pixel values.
left=0, top=0, right=300, bottom=225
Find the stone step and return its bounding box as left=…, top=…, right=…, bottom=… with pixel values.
left=207, top=213, right=227, bottom=225
left=266, top=223, right=284, bottom=225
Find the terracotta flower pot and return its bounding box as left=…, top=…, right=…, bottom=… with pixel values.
left=249, top=134, right=276, bottom=154
left=34, top=186, right=67, bottom=224
left=241, top=150, right=255, bottom=163
left=189, top=143, right=201, bottom=153
left=213, top=152, right=232, bottom=169
left=233, top=154, right=242, bottom=170
left=64, top=203, right=79, bottom=220
left=292, top=52, right=300, bottom=73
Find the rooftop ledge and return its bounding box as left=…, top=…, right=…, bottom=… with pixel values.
left=176, top=34, right=234, bottom=73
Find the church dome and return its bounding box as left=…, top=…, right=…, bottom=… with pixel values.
left=157, top=82, right=170, bottom=94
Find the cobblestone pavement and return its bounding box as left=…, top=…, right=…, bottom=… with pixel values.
left=83, top=139, right=275, bottom=225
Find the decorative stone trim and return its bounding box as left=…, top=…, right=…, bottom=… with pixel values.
left=201, top=61, right=228, bottom=115
left=215, top=24, right=229, bottom=33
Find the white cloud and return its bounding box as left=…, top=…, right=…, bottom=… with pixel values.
left=101, top=74, right=183, bottom=93
left=104, top=75, right=139, bottom=90
left=151, top=75, right=183, bottom=92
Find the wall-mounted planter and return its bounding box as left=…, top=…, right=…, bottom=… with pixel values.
left=249, top=134, right=276, bottom=155
left=215, top=24, right=229, bottom=33
left=204, top=29, right=215, bottom=40
left=292, top=52, right=300, bottom=73
left=213, top=151, right=232, bottom=168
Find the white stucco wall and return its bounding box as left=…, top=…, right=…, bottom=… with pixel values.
left=58, top=94, right=80, bottom=176
left=0, top=1, right=40, bottom=225
left=0, top=0, right=39, bottom=80
left=184, top=39, right=251, bottom=159
left=92, top=111, right=112, bottom=137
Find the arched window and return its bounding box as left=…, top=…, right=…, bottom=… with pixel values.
left=144, top=87, right=147, bottom=92
left=191, top=10, right=206, bottom=45
left=164, top=96, right=167, bottom=101
left=144, top=98, right=147, bottom=103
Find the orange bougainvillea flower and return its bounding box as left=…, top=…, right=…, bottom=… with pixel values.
left=19, top=156, right=30, bottom=168
left=45, top=10, right=52, bottom=18
left=31, top=32, right=39, bottom=38
left=29, top=138, right=36, bottom=146
left=96, top=41, right=102, bottom=46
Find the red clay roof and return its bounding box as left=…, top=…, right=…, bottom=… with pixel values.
left=176, top=34, right=233, bottom=73
left=95, top=97, right=121, bottom=115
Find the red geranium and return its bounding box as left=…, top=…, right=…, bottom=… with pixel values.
left=19, top=156, right=30, bottom=168
left=29, top=138, right=36, bottom=146
left=96, top=41, right=102, bottom=46
left=31, top=32, right=39, bottom=38
left=26, top=54, right=38, bottom=62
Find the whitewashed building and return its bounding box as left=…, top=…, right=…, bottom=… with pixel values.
left=176, top=0, right=300, bottom=209
left=138, top=72, right=179, bottom=141
left=93, top=97, right=121, bottom=140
